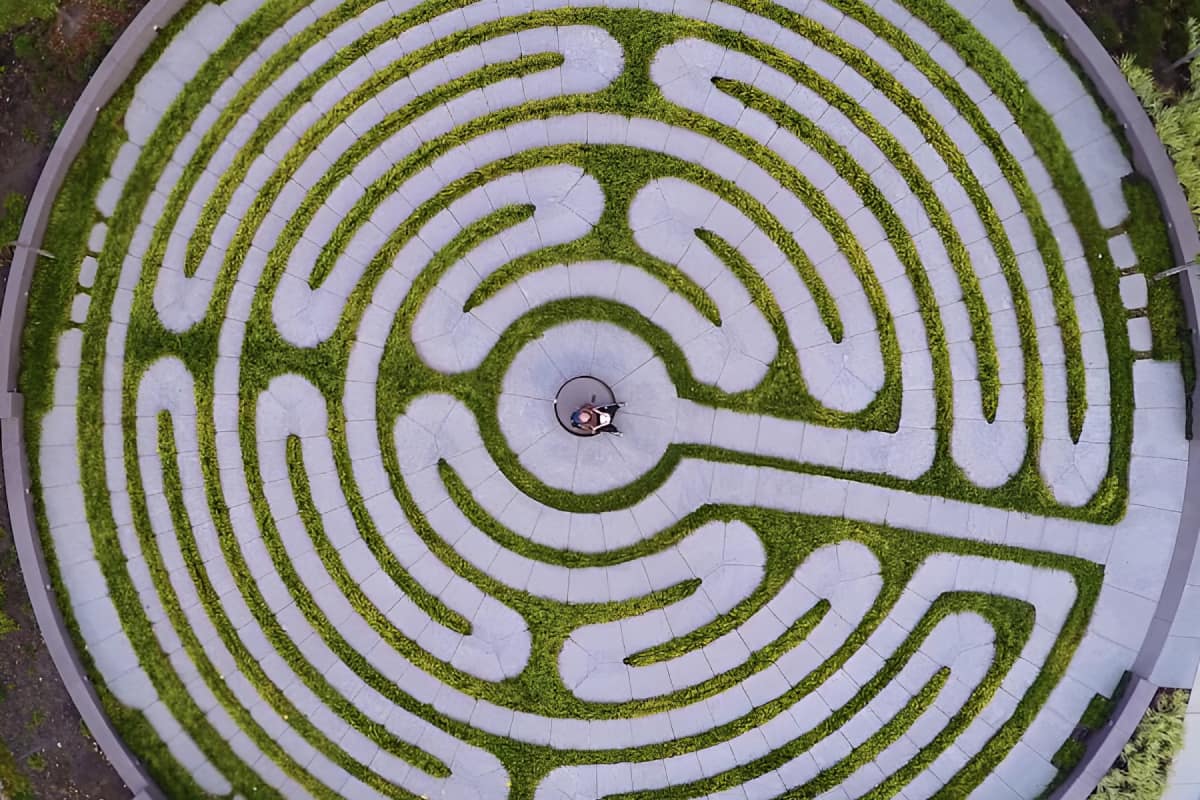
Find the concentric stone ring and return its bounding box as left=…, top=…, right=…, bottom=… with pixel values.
left=6, top=0, right=1200, bottom=798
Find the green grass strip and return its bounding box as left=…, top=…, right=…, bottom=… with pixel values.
left=801, top=667, right=952, bottom=798
left=864, top=595, right=1032, bottom=799
left=881, top=0, right=1131, bottom=514
left=440, top=456, right=835, bottom=671
left=350, top=142, right=881, bottom=427
left=715, top=75, right=972, bottom=445
left=220, top=12, right=864, bottom=419
left=933, top=576, right=1100, bottom=795
left=131, top=0, right=318, bottom=281
left=712, top=69, right=1003, bottom=428
left=811, top=0, right=1091, bottom=443
left=104, top=407, right=284, bottom=798
left=608, top=592, right=1030, bottom=800
left=158, top=412, right=424, bottom=799
left=284, top=53, right=567, bottom=289
left=17, top=40, right=236, bottom=800
left=180, top=4, right=552, bottom=281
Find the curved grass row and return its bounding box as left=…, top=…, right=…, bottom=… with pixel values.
left=43, top=0, right=1133, bottom=513
left=120, top=0, right=1075, bottom=457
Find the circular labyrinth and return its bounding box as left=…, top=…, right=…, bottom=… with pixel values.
left=18, top=0, right=1198, bottom=797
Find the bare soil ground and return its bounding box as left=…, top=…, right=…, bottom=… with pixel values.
left=0, top=0, right=142, bottom=201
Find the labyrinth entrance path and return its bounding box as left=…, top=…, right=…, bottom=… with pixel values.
left=15, top=0, right=1199, bottom=797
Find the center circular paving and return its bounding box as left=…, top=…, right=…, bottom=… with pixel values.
left=501, top=322, right=676, bottom=493
left=18, top=0, right=1197, bottom=798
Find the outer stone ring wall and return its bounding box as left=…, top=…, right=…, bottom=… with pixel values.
left=6, top=0, right=1200, bottom=798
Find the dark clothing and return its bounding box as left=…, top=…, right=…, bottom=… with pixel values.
left=570, top=401, right=625, bottom=434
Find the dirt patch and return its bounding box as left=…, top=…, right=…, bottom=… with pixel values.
left=0, top=527, right=130, bottom=800
left=0, top=0, right=144, bottom=203
left=1065, top=0, right=1200, bottom=92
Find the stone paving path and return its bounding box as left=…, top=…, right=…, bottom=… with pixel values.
left=1166, top=678, right=1200, bottom=799
left=1167, top=588, right=1200, bottom=800
left=20, top=0, right=1200, bottom=797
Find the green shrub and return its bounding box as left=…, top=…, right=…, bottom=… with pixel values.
left=1121, top=21, right=1200, bottom=225
left=1092, top=690, right=1189, bottom=800
left=12, top=32, right=38, bottom=62
left=1087, top=14, right=1123, bottom=56
left=0, top=739, right=34, bottom=800
left=0, top=192, right=27, bottom=248
left=1130, top=8, right=1169, bottom=68
left=0, top=0, right=57, bottom=36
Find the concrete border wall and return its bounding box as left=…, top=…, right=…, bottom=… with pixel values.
left=0, top=0, right=190, bottom=797
left=1020, top=1, right=1200, bottom=798
left=1053, top=677, right=1158, bottom=800
left=2, top=0, right=1199, bottom=798
left=1019, top=0, right=1200, bottom=692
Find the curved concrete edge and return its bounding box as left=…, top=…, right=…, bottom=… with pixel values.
left=1048, top=676, right=1157, bottom=800
left=0, top=0, right=190, bottom=798
left=1020, top=1, right=1200, bottom=798
left=0, top=420, right=160, bottom=800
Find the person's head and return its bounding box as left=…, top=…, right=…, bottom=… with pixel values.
left=571, top=408, right=592, bottom=426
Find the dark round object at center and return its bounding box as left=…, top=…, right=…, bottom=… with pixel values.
left=554, top=376, right=616, bottom=437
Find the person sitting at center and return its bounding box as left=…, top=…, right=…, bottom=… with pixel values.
left=571, top=401, right=624, bottom=435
